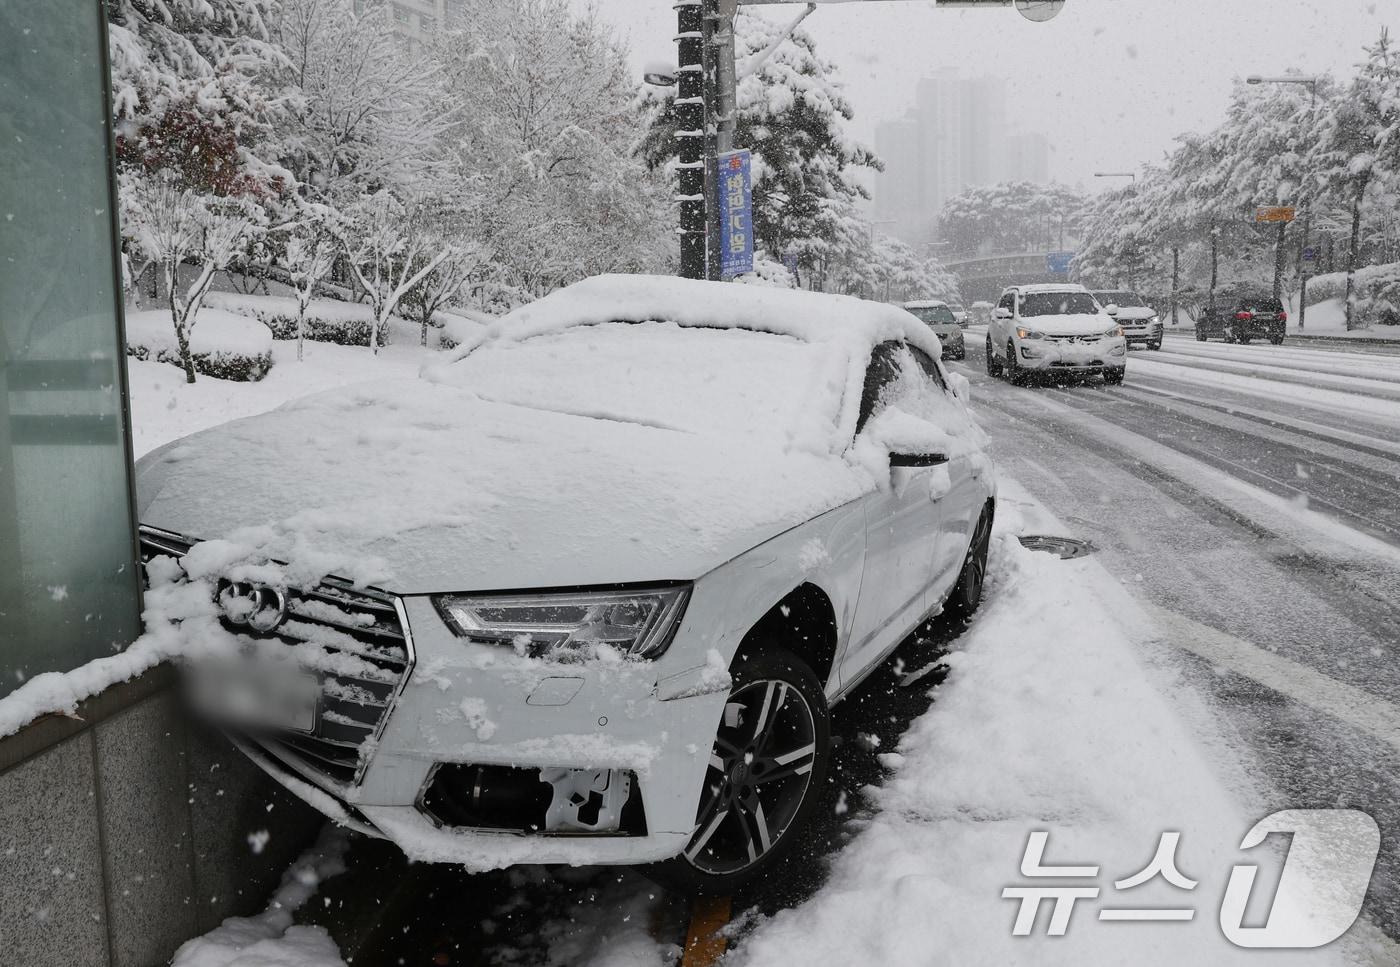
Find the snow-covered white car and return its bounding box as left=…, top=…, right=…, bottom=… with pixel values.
left=135, top=275, right=996, bottom=894
left=1090, top=290, right=1163, bottom=350
left=902, top=299, right=966, bottom=360
left=985, top=283, right=1128, bottom=385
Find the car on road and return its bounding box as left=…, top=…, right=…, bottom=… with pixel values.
left=1195, top=288, right=1287, bottom=344
left=902, top=299, right=966, bottom=360
left=949, top=303, right=970, bottom=327
left=985, top=283, right=1128, bottom=385
left=1091, top=289, right=1163, bottom=350
left=136, top=275, right=997, bottom=895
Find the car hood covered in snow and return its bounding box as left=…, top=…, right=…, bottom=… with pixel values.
left=135, top=379, right=874, bottom=593
left=1022, top=313, right=1119, bottom=337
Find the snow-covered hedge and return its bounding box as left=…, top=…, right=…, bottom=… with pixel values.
left=1304, top=261, right=1400, bottom=324
left=125, top=308, right=274, bottom=381
left=205, top=292, right=392, bottom=347
left=734, top=256, right=797, bottom=289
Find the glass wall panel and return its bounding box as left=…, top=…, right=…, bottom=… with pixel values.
left=0, top=0, right=142, bottom=698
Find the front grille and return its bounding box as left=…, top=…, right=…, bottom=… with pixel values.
left=139, top=526, right=413, bottom=788
left=1047, top=334, right=1103, bottom=344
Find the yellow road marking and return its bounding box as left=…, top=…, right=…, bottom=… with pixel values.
left=681, top=895, right=732, bottom=967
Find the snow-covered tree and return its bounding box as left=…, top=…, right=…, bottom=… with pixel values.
left=1312, top=30, right=1400, bottom=327
left=123, top=177, right=258, bottom=382
left=938, top=182, right=1086, bottom=257
left=435, top=0, right=673, bottom=295
left=641, top=9, right=878, bottom=272
left=401, top=236, right=491, bottom=347
left=280, top=203, right=342, bottom=360
left=342, top=192, right=454, bottom=354
left=270, top=0, right=450, bottom=206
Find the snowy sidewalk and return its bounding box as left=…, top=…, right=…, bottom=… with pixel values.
left=730, top=479, right=1388, bottom=967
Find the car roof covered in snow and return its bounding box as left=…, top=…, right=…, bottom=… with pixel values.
left=1007, top=282, right=1091, bottom=295
left=902, top=299, right=949, bottom=310
left=436, top=274, right=943, bottom=365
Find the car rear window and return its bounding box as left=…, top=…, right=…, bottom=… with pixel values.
left=906, top=305, right=957, bottom=326
left=1240, top=297, right=1284, bottom=312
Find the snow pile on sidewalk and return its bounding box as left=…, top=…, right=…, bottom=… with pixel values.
left=170, top=827, right=350, bottom=967
left=732, top=483, right=1377, bottom=967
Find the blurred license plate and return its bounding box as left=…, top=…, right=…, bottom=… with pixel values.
left=187, top=661, right=319, bottom=733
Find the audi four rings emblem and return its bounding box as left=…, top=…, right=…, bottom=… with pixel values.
left=220, top=581, right=290, bottom=633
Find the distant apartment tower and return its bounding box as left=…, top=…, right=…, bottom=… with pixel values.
left=917, top=70, right=1007, bottom=220
left=874, top=71, right=1054, bottom=245
left=873, top=117, right=924, bottom=244
left=357, top=0, right=465, bottom=46
left=1006, top=131, right=1050, bottom=184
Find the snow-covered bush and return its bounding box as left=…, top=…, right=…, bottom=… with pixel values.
left=1304, top=261, right=1400, bottom=324
left=734, top=256, right=797, bottom=289
left=436, top=308, right=494, bottom=350
left=125, top=308, right=274, bottom=381
left=203, top=292, right=391, bottom=347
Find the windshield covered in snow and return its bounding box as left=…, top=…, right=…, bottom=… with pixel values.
left=906, top=305, right=958, bottom=326
left=446, top=322, right=845, bottom=445
left=1020, top=292, right=1103, bottom=317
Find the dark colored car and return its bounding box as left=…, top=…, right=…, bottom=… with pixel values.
left=1195, top=290, right=1287, bottom=345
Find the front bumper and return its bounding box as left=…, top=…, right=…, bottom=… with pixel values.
left=1015, top=335, right=1127, bottom=371
left=935, top=329, right=965, bottom=357
left=236, top=592, right=734, bottom=871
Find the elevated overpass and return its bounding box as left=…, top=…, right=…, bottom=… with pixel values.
left=943, top=251, right=1071, bottom=303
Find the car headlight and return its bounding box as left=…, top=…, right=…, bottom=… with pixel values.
left=433, top=586, right=691, bottom=661
left=1015, top=327, right=1044, bottom=340
left=1148, top=315, right=1160, bottom=326
left=1105, top=325, right=1123, bottom=337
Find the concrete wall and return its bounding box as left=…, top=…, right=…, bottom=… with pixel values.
left=0, top=668, right=320, bottom=967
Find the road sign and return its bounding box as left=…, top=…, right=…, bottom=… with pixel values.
left=1302, top=246, right=1318, bottom=263
left=718, top=150, right=754, bottom=279
left=1256, top=206, right=1296, bottom=223
left=1046, top=251, right=1075, bottom=275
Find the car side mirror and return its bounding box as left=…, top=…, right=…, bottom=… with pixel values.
left=993, top=307, right=1012, bottom=320
left=890, top=452, right=948, bottom=468
left=1104, top=304, right=1120, bottom=317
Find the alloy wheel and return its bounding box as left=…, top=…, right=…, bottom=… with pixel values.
left=685, top=679, right=818, bottom=876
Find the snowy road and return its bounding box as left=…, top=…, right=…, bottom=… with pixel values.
left=956, top=331, right=1400, bottom=940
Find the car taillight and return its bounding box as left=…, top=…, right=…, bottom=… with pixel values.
left=1235, top=311, right=1253, bottom=321
left=1279, top=310, right=1288, bottom=322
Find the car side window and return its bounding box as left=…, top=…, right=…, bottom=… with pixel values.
left=998, top=292, right=1016, bottom=314
left=907, top=345, right=949, bottom=392
left=856, top=341, right=905, bottom=435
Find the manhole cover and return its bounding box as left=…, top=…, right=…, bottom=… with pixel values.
left=1017, top=535, right=1095, bottom=559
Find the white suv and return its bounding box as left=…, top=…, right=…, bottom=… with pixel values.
left=985, top=283, right=1127, bottom=385
left=136, top=275, right=996, bottom=895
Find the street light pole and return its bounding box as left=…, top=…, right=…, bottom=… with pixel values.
left=1246, top=74, right=1319, bottom=329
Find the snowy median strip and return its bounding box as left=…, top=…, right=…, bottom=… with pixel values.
left=730, top=480, right=1384, bottom=966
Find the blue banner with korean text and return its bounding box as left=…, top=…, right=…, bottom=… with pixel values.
left=718, top=150, right=754, bottom=279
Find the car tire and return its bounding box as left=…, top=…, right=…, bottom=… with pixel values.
left=644, top=646, right=831, bottom=897
left=1270, top=335, right=1284, bottom=345
left=942, top=505, right=993, bottom=622
left=1196, top=329, right=1208, bottom=342
left=1104, top=366, right=1125, bottom=386
left=1006, top=341, right=1028, bottom=386
left=985, top=336, right=1003, bottom=378
left=1149, top=340, right=1162, bottom=351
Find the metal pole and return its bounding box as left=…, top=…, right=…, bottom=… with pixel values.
left=675, top=0, right=706, bottom=279
left=1298, top=81, right=1317, bottom=331
left=715, top=1, right=738, bottom=155
left=703, top=0, right=722, bottom=280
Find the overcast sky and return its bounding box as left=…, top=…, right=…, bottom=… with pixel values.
left=577, top=0, right=1391, bottom=192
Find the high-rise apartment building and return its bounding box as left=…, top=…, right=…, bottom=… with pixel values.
left=1006, top=131, right=1051, bottom=184
left=873, top=70, right=1051, bottom=246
